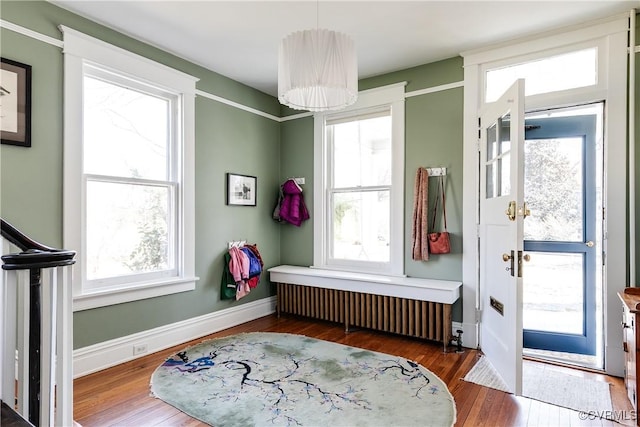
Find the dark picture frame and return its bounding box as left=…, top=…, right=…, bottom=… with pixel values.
left=1, top=58, right=32, bottom=147
left=226, top=173, right=257, bottom=206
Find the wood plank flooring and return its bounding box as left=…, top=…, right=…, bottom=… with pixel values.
left=73, top=314, right=634, bottom=426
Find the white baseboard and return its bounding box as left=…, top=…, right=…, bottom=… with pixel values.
left=73, top=296, right=276, bottom=378
left=452, top=321, right=478, bottom=349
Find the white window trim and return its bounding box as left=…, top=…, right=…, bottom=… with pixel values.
left=313, top=82, right=406, bottom=276
left=461, top=16, right=628, bottom=376
left=60, top=26, right=199, bottom=311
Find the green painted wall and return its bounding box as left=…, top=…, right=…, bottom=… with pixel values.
left=278, top=117, right=315, bottom=265
left=278, top=58, right=465, bottom=320
left=9, top=2, right=633, bottom=347
left=1, top=25, right=63, bottom=247
left=1, top=1, right=281, bottom=348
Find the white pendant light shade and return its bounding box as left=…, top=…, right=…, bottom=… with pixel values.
left=278, top=28, right=358, bottom=112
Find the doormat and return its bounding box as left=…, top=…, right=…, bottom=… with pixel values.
left=150, top=332, right=457, bottom=426
left=463, top=356, right=613, bottom=417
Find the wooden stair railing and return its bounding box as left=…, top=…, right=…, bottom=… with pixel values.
left=1, top=219, right=76, bottom=427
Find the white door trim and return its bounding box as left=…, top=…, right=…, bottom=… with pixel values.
left=461, top=18, right=628, bottom=376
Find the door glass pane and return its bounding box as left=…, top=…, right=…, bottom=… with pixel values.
left=524, top=137, right=583, bottom=241
left=331, top=190, right=389, bottom=262
left=501, top=152, right=511, bottom=196
left=486, top=122, right=497, bottom=198
left=499, top=115, right=511, bottom=196
left=485, top=115, right=512, bottom=199
left=83, top=75, right=170, bottom=180
left=486, top=163, right=496, bottom=199
left=487, top=123, right=497, bottom=161
left=523, top=252, right=584, bottom=335
left=86, top=181, right=173, bottom=280
left=332, top=115, right=392, bottom=188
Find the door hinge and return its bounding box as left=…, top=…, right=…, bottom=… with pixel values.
left=478, top=117, right=482, bottom=141
left=475, top=308, right=482, bottom=323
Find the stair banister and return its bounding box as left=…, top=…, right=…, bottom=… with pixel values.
left=1, top=219, right=76, bottom=427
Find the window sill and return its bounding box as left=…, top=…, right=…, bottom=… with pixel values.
left=73, top=276, right=198, bottom=312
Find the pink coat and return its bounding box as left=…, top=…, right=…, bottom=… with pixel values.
left=228, top=246, right=251, bottom=300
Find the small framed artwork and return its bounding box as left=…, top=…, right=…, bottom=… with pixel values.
left=226, top=173, right=257, bottom=206
left=1, top=58, right=32, bottom=147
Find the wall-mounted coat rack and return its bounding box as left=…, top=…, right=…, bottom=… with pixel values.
left=228, top=240, right=246, bottom=249
left=425, top=167, right=447, bottom=177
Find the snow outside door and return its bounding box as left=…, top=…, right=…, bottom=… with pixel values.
left=479, top=79, right=525, bottom=395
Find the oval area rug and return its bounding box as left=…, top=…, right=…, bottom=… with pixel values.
left=150, top=332, right=456, bottom=426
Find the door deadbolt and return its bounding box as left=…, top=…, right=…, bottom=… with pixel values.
left=518, top=202, right=531, bottom=219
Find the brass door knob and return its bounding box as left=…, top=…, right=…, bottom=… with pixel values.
left=502, top=253, right=511, bottom=262
left=586, top=241, right=594, bottom=247
left=523, top=254, right=530, bottom=262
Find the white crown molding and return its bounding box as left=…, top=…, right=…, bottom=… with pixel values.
left=195, top=89, right=281, bottom=122
left=405, top=81, right=463, bottom=98
left=0, top=19, right=64, bottom=48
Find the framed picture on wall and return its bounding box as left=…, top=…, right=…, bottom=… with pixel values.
left=0, top=58, right=32, bottom=147
left=226, top=173, right=257, bottom=206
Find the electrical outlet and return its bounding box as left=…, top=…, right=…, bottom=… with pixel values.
left=133, top=343, right=148, bottom=356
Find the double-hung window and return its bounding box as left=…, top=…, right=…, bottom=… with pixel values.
left=62, top=27, right=198, bottom=310
left=314, top=84, right=405, bottom=275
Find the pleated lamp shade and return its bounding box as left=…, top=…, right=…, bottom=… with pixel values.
left=278, top=28, right=358, bottom=112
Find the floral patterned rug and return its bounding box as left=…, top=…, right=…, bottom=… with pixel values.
left=150, top=332, right=456, bottom=426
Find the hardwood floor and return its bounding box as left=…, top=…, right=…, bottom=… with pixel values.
left=74, top=314, right=633, bottom=426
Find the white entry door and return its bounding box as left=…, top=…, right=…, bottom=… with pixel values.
left=479, top=79, right=525, bottom=395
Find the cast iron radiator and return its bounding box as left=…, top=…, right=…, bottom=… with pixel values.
left=276, top=282, right=452, bottom=344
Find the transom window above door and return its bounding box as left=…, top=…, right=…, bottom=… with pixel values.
left=485, top=47, right=597, bottom=103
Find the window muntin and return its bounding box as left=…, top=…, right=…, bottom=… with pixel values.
left=485, top=47, right=597, bottom=103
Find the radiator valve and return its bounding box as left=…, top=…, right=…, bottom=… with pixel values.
left=450, top=329, right=464, bottom=353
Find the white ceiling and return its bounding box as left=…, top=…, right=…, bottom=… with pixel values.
left=49, top=1, right=637, bottom=97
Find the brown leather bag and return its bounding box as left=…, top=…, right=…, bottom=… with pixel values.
left=428, top=176, right=451, bottom=254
